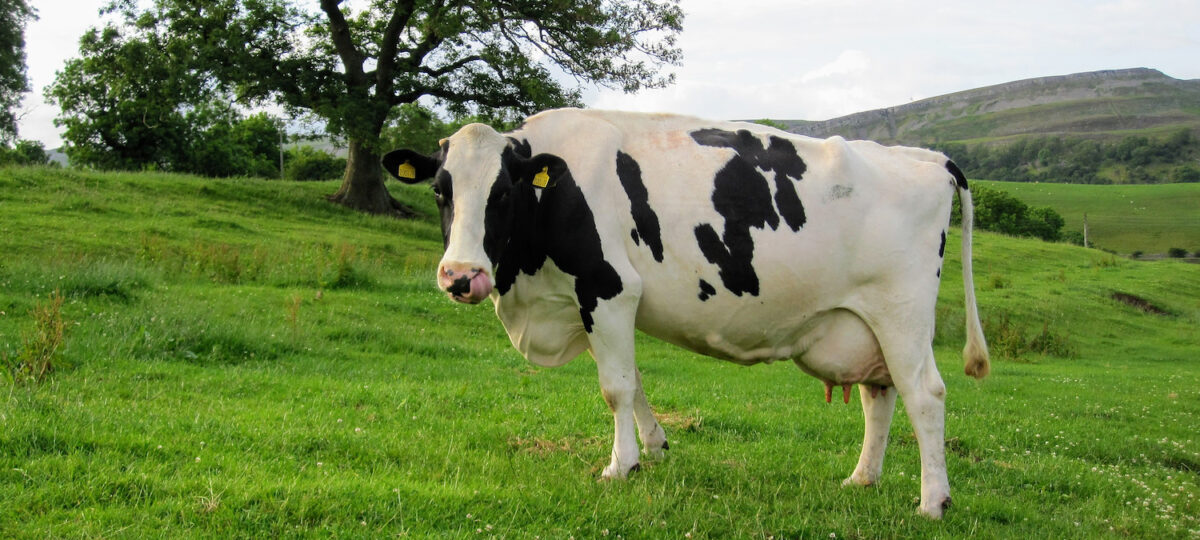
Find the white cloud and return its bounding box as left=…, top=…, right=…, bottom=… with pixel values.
left=800, top=50, right=871, bottom=84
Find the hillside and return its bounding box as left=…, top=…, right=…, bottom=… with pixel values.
left=978, top=180, right=1200, bottom=255
left=2, top=168, right=1198, bottom=537
left=778, top=68, right=1200, bottom=146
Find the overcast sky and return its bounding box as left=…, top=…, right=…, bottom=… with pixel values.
left=17, top=0, right=1200, bottom=148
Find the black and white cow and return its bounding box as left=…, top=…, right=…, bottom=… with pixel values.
left=383, top=109, right=989, bottom=518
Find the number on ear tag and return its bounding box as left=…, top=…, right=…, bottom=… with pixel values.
left=397, top=161, right=417, bottom=179
left=532, top=166, right=550, bottom=188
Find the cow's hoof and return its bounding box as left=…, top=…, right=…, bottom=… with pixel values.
left=643, top=441, right=669, bottom=460
left=599, top=462, right=640, bottom=480
left=841, top=474, right=876, bottom=488
left=917, top=496, right=951, bottom=519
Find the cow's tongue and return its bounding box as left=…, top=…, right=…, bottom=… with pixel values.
left=470, top=271, right=493, bottom=299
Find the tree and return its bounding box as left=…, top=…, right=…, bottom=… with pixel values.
left=98, top=0, right=683, bottom=216
left=0, top=0, right=36, bottom=143
left=47, top=24, right=284, bottom=177
left=0, top=138, right=52, bottom=166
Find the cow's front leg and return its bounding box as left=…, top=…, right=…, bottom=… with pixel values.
left=588, top=305, right=642, bottom=479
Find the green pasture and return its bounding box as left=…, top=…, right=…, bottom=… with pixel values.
left=977, top=180, right=1200, bottom=256
left=2, top=167, right=1198, bottom=538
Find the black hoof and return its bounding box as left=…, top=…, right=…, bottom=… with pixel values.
left=661, top=441, right=670, bottom=450
left=628, top=463, right=641, bottom=474
left=941, top=496, right=952, bottom=510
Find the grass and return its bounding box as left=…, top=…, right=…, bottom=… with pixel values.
left=2, top=166, right=1199, bottom=538
left=977, top=180, right=1200, bottom=256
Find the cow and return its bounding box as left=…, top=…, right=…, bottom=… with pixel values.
left=382, top=108, right=989, bottom=518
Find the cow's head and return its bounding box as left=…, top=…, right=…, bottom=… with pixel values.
left=382, top=123, right=561, bottom=304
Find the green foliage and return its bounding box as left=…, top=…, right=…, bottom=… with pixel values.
left=0, top=139, right=51, bottom=165
left=954, top=185, right=1065, bottom=241
left=3, top=289, right=65, bottom=385
left=2, top=168, right=1200, bottom=537
left=284, top=146, right=346, bottom=181
left=751, top=119, right=789, bottom=131
left=46, top=25, right=284, bottom=177
left=0, top=0, right=35, bottom=142
left=934, top=129, right=1200, bottom=185
left=1167, top=247, right=1188, bottom=258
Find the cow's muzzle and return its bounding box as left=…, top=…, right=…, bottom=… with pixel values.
left=437, top=263, right=493, bottom=304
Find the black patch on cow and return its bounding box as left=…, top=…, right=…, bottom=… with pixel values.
left=492, top=149, right=623, bottom=333
left=946, top=160, right=969, bottom=190
left=689, top=128, right=809, bottom=296
left=507, top=137, right=532, bottom=158
left=481, top=168, right=513, bottom=263
left=615, top=151, right=664, bottom=262
left=936, top=230, right=947, bottom=279
left=698, top=279, right=717, bottom=301
left=433, top=170, right=454, bottom=248
left=631, top=228, right=640, bottom=245
left=447, top=275, right=471, bottom=297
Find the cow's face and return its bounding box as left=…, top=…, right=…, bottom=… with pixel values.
left=383, top=123, right=550, bottom=304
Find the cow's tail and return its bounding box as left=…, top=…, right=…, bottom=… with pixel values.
left=948, top=161, right=990, bottom=379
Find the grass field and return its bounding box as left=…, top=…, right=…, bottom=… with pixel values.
left=2, top=167, right=1199, bottom=538
left=977, top=180, right=1200, bottom=256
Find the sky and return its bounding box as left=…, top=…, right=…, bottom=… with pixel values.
left=16, top=0, right=1200, bottom=149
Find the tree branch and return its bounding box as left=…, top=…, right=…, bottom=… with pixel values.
left=420, top=55, right=485, bottom=78
left=375, top=0, right=417, bottom=101
left=318, top=0, right=366, bottom=88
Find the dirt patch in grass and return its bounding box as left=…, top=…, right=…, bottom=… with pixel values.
left=656, top=410, right=704, bottom=432
left=508, top=435, right=602, bottom=457
left=1111, top=292, right=1170, bottom=316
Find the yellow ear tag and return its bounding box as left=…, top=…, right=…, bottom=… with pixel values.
left=532, top=166, right=551, bottom=188
left=397, top=161, right=417, bottom=179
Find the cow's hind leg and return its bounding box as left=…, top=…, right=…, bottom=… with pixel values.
left=843, top=383, right=898, bottom=487
left=633, top=369, right=669, bottom=459
left=889, top=344, right=951, bottom=518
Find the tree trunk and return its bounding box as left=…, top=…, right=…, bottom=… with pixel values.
left=327, top=139, right=415, bottom=217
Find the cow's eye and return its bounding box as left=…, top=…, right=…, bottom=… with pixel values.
left=431, top=185, right=443, bottom=198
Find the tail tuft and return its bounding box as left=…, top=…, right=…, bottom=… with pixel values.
left=963, top=340, right=990, bottom=379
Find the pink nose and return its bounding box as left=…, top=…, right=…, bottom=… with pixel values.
left=437, top=263, right=493, bottom=303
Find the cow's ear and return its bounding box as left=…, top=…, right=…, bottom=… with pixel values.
left=511, top=153, right=566, bottom=189
left=381, top=149, right=439, bottom=184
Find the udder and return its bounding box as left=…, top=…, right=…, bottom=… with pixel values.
left=793, top=309, right=892, bottom=402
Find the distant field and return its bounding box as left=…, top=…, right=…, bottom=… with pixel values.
left=977, top=180, right=1200, bottom=255
left=2, top=167, right=1198, bottom=538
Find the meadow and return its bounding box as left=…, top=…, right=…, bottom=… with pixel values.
left=1, top=167, right=1198, bottom=538
left=976, top=180, right=1200, bottom=256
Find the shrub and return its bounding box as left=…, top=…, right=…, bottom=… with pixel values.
left=1167, top=247, right=1188, bottom=258
left=285, top=146, right=346, bottom=181
left=983, top=311, right=1075, bottom=360
left=1131, top=251, right=1143, bottom=259
left=953, top=185, right=1065, bottom=242
left=4, top=290, right=66, bottom=385
left=0, top=140, right=54, bottom=166
left=1061, top=231, right=1085, bottom=247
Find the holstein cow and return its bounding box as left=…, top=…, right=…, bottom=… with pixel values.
left=383, top=108, right=989, bottom=518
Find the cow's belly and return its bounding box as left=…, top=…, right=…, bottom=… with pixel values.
left=635, top=299, right=891, bottom=387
